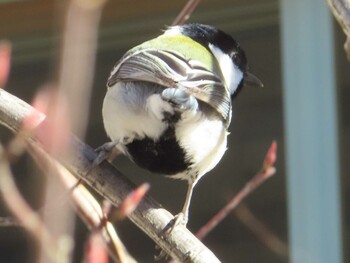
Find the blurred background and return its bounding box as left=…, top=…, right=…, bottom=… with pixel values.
left=0, top=0, right=349, bottom=262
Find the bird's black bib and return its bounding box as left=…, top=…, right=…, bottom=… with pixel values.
left=125, top=127, right=191, bottom=175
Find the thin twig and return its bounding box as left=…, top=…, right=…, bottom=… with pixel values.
left=84, top=233, right=109, bottom=263
left=35, top=1, right=107, bottom=261
left=58, top=0, right=107, bottom=137
left=0, top=144, right=59, bottom=261
left=196, top=141, right=277, bottom=240
left=234, top=204, right=288, bottom=258
left=172, top=0, right=202, bottom=26
left=0, top=217, right=19, bottom=227
left=27, top=141, right=137, bottom=263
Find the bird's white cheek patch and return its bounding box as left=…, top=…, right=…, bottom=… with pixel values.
left=209, top=43, right=243, bottom=95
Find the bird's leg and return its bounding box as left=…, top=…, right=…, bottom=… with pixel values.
left=162, top=181, right=197, bottom=237
left=156, top=181, right=197, bottom=260
left=93, top=140, right=121, bottom=165
left=174, top=181, right=196, bottom=227
left=84, top=140, right=121, bottom=177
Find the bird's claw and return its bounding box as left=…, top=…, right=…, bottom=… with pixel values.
left=171, top=212, right=188, bottom=230
left=155, top=213, right=188, bottom=260
left=154, top=248, right=168, bottom=261
left=160, top=212, right=188, bottom=238
left=161, top=88, right=198, bottom=111
left=87, top=141, right=120, bottom=175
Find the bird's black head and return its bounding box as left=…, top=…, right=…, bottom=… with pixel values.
left=178, top=23, right=248, bottom=74
left=176, top=23, right=258, bottom=98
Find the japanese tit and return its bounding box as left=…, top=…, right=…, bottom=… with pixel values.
left=101, top=23, right=263, bottom=228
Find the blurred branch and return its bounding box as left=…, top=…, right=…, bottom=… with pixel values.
left=27, top=141, right=137, bottom=263
left=172, top=0, right=201, bottom=25
left=84, top=233, right=110, bottom=263
left=196, top=141, right=277, bottom=240
left=0, top=144, right=60, bottom=262
left=0, top=89, right=221, bottom=263
left=0, top=217, right=19, bottom=227
left=58, top=0, right=106, bottom=137
left=37, top=0, right=106, bottom=261
left=327, top=0, right=350, bottom=60
left=234, top=204, right=288, bottom=259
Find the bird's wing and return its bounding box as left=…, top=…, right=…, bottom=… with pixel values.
left=107, top=48, right=231, bottom=121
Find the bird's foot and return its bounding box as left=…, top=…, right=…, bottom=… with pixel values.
left=170, top=212, right=188, bottom=230
left=95, top=141, right=119, bottom=163
left=160, top=212, right=188, bottom=238
left=87, top=141, right=120, bottom=174
left=161, top=88, right=198, bottom=112
left=154, top=248, right=169, bottom=261
left=154, top=213, right=188, bottom=260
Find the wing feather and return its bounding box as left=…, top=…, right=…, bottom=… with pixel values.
left=107, top=48, right=231, bottom=121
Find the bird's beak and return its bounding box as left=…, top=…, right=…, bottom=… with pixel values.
left=243, top=72, right=264, bottom=88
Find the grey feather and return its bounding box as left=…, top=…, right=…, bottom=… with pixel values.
left=107, top=48, right=231, bottom=122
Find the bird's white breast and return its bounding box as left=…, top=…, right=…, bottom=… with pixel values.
left=173, top=110, right=228, bottom=181
left=102, top=82, right=167, bottom=145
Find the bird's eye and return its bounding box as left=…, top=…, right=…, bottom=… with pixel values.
left=232, top=53, right=241, bottom=65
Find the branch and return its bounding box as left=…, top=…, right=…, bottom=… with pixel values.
left=327, top=0, right=350, bottom=60
left=0, top=144, right=60, bottom=261
left=234, top=204, right=288, bottom=258
left=196, top=141, right=277, bottom=240
left=0, top=217, right=19, bottom=227
left=27, top=141, right=138, bottom=263
left=0, top=88, right=221, bottom=263
left=172, top=0, right=202, bottom=26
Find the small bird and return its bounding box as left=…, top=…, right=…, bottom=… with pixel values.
left=101, top=23, right=262, bottom=229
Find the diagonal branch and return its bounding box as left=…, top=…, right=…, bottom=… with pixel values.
left=0, top=144, right=60, bottom=261
left=234, top=204, right=288, bottom=258
left=196, top=141, right=277, bottom=240
left=0, top=88, right=220, bottom=263
left=26, top=141, right=138, bottom=263
left=172, top=0, right=202, bottom=26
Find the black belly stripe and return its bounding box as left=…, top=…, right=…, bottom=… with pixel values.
left=125, top=127, right=191, bottom=175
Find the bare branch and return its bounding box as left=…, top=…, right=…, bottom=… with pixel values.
left=0, top=144, right=59, bottom=261
left=172, top=0, right=202, bottom=26
left=84, top=233, right=109, bottom=263
left=234, top=204, right=288, bottom=258
left=58, top=0, right=106, bottom=137
left=0, top=89, right=221, bottom=263
left=27, top=142, right=137, bottom=263
left=0, top=217, right=19, bottom=227
left=196, top=141, right=277, bottom=240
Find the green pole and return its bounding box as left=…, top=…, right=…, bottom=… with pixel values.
left=280, top=0, right=342, bottom=262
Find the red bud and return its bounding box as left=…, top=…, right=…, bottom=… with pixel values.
left=0, top=41, right=11, bottom=87
left=24, top=87, right=70, bottom=156
left=118, top=183, right=150, bottom=219
left=263, top=140, right=277, bottom=169
left=85, top=233, right=109, bottom=263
